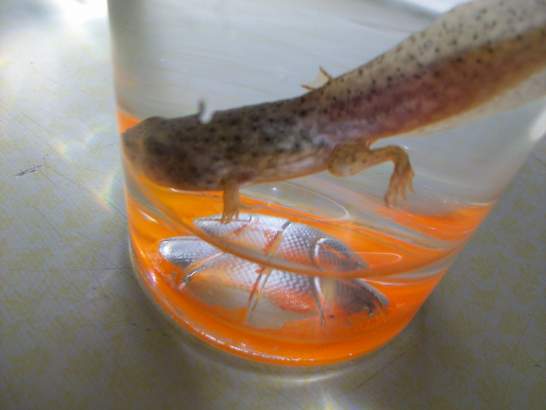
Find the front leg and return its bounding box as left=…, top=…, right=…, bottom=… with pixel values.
left=221, top=179, right=240, bottom=223
left=328, top=142, right=414, bottom=206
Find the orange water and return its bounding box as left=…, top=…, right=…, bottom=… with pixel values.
left=118, top=110, right=491, bottom=365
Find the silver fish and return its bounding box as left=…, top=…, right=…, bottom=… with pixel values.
left=159, top=215, right=387, bottom=329
left=194, top=213, right=367, bottom=274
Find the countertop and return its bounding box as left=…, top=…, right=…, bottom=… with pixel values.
left=1, top=1, right=544, bottom=409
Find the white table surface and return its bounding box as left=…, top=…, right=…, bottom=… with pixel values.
left=1, top=1, right=544, bottom=409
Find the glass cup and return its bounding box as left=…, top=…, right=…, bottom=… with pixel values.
left=108, top=0, right=546, bottom=365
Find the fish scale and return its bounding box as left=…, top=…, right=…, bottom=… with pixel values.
left=159, top=216, right=387, bottom=322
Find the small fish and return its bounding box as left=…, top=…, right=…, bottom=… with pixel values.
left=159, top=219, right=388, bottom=327
left=123, top=0, right=546, bottom=222
left=193, top=213, right=367, bottom=274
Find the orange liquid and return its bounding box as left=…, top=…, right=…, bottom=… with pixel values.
left=118, top=110, right=491, bottom=365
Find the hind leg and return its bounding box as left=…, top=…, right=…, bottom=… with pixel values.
left=328, top=142, right=414, bottom=206
left=301, top=66, right=334, bottom=91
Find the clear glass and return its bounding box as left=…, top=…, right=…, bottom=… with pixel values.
left=108, top=0, right=546, bottom=365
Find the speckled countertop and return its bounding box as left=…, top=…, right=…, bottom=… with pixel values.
left=0, top=1, right=544, bottom=409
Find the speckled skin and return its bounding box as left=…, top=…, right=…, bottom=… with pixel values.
left=123, top=0, right=546, bottom=221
